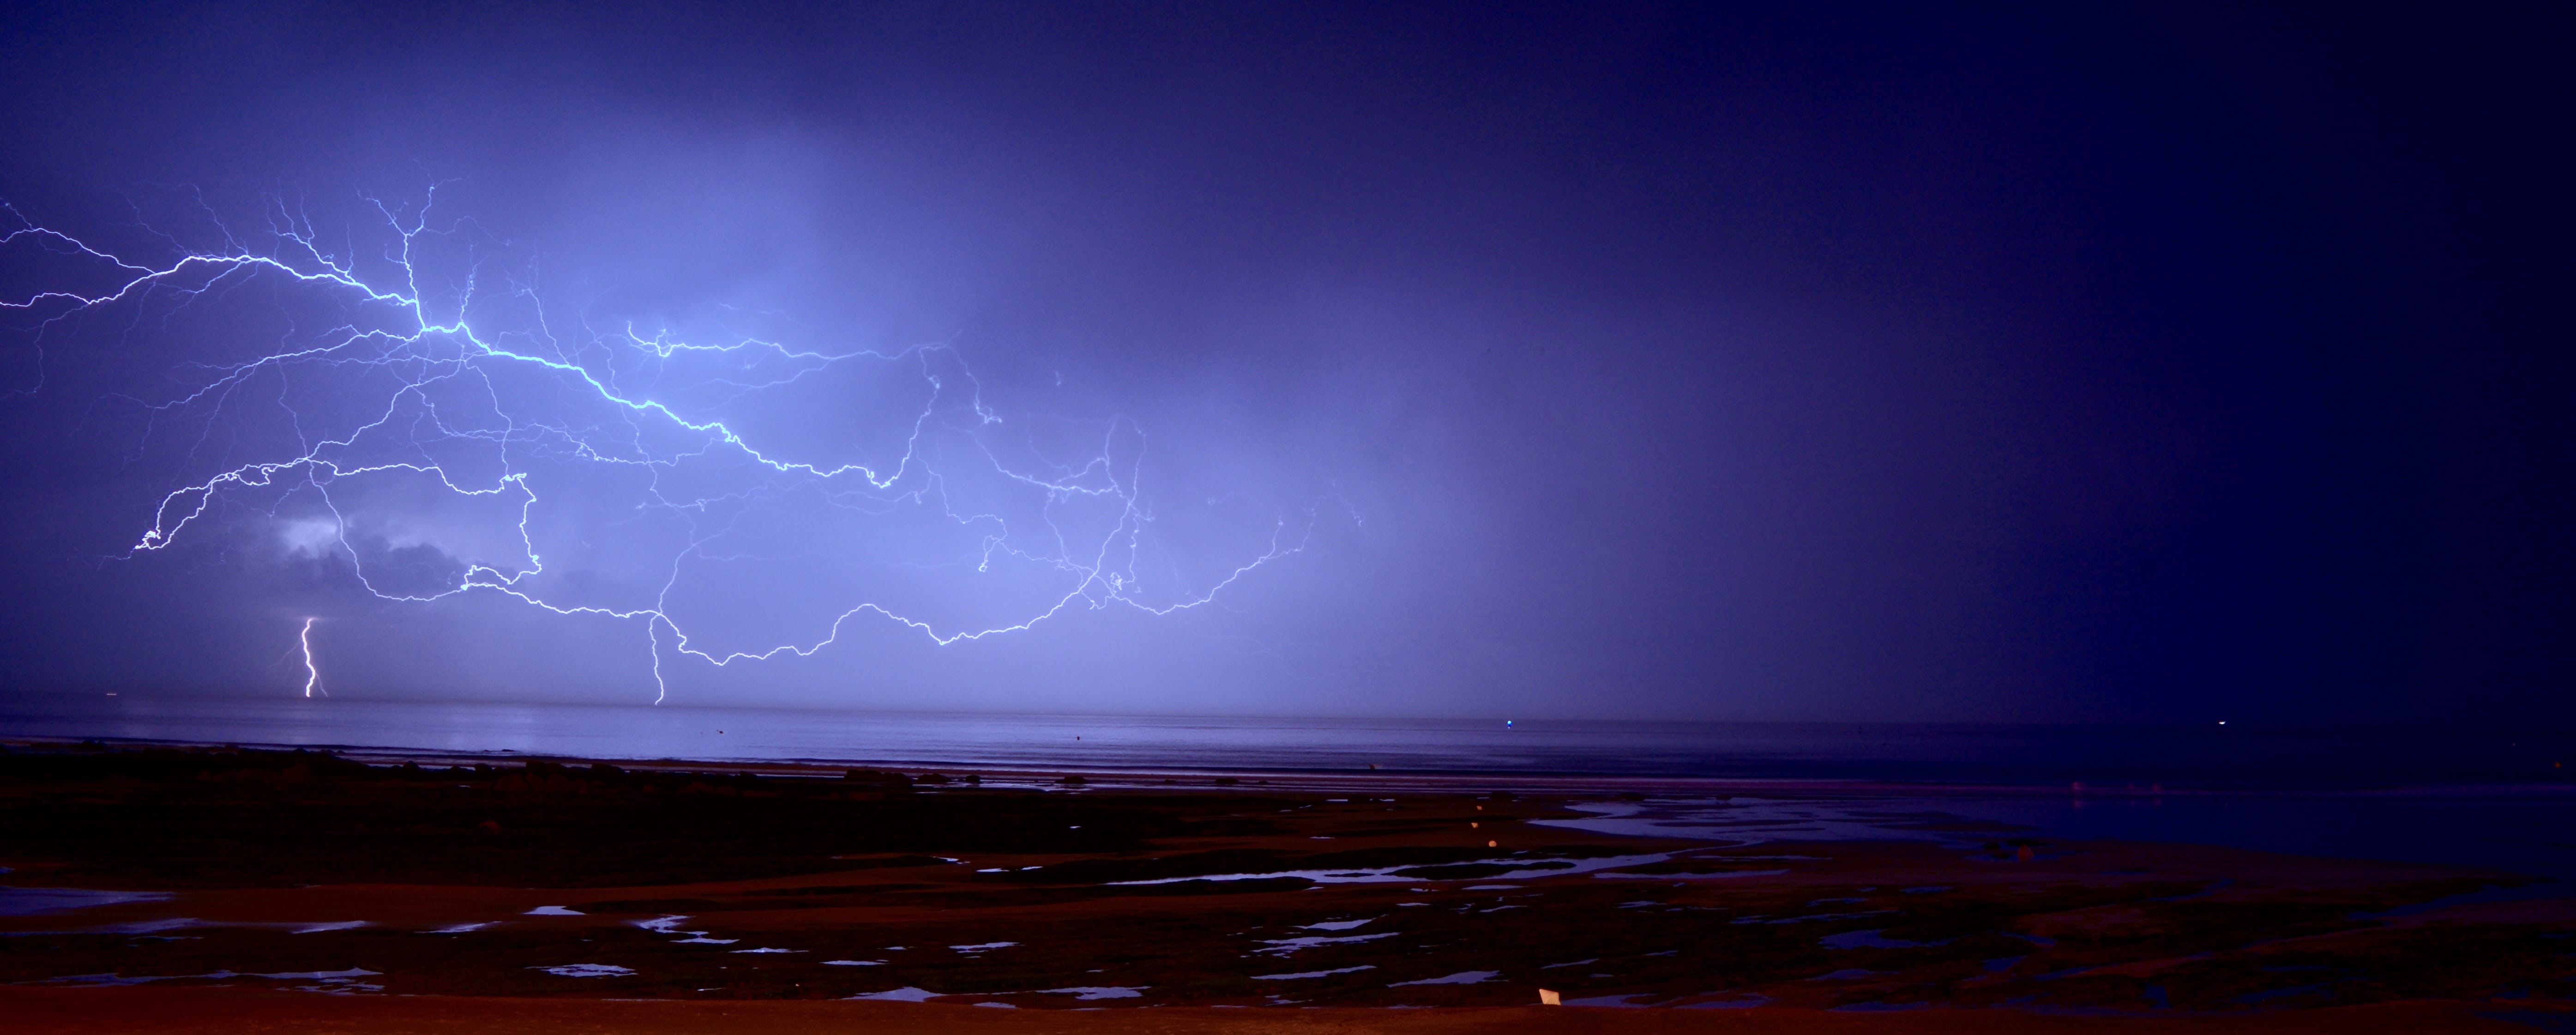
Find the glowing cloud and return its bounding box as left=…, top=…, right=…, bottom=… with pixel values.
left=2, top=190, right=1312, bottom=700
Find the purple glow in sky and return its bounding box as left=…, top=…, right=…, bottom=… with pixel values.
left=0, top=3, right=2566, bottom=725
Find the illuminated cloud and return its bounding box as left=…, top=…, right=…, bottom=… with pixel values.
left=2, top=194, right=1314, bottom=701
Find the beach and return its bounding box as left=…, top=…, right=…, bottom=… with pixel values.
left=3, top=740, right=2570, bottom=1030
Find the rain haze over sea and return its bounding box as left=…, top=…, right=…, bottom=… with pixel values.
left=6, top=695, right=2569, bottom=787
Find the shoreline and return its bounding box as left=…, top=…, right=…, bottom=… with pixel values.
left=9, top=696, right=2571, bottom=790
left=15, top=732, right=2576, bottom=798
left=2, top=738, right=2570, bottom=1025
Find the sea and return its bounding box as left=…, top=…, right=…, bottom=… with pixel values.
left=4, top=693, right=2572, bottom=886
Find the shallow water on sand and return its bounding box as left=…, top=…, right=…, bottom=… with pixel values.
left=0, top=887, right=171, bottom=917
left=1544, top=792, right=2576, bottom=884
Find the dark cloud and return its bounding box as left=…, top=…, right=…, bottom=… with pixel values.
left=0, top=3, right=2566, bottom=723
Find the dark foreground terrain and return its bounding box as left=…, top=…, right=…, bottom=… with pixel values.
left=2, top=741, right=2570, bottom=1032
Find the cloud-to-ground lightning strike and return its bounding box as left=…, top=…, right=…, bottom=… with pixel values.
left=300, top=617, right=325, bottom=698
left=0, top=190, right=1313, bottom=700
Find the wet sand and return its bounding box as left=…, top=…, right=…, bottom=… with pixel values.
left=0, top=986, right=2555, bottom=1033
left=3, top=743, right=2570, bottom=1030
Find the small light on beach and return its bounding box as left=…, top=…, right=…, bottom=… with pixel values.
left=1538, top=988, right=1561, bottom=1005
left=1487, top=840, right=1497, bottom=848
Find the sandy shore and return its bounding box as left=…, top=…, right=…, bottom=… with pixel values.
left=3, top=742, right=2570, bottom=1029
left=1, top=987, right=2561, bottom=1033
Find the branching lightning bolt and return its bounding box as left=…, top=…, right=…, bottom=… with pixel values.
left=1, top=189, right=1315, bottom=701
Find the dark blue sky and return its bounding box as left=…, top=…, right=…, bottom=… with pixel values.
left=0, top=3, right=2566, bottom=724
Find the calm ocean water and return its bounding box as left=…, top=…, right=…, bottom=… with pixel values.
left=5, top=693, right=2573, bottom=882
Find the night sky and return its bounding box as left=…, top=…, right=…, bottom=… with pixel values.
left=0, top=3, right=2566, bottom=724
